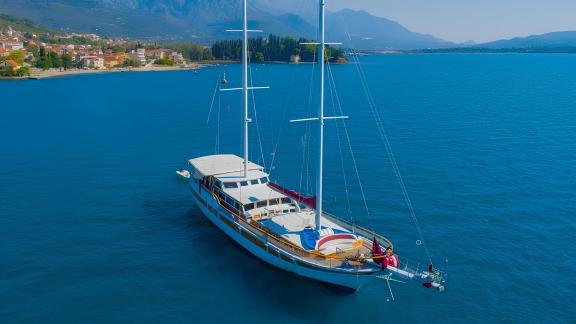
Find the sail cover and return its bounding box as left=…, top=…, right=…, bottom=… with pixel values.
left=268, top=182, right=316, bottom=209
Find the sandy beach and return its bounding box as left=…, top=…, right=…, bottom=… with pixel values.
left=13, top=63, right=205, bottom=80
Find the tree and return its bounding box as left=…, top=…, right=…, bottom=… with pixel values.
left=210, top=34, right=344, bottom=63
left=254, top=52, right=264, bottom=63
left=61, top=54, right=73, bottom=70
left=48, top=52, right=61, bottom=69
left=16, top=66, right=30, bottom=77
left=154, top=57, right=175, bottom=66
left=123, top=58, right=140, bottom=68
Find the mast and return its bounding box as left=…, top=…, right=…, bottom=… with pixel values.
left=289, top=0, right=345, bottom=231
left=242, top=0, right=249, bottom=177
left=315, top=0, right=326, bottom=230
left=221, top=0, right=267, bottom=176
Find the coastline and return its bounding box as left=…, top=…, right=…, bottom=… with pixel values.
left=0, top=63, right=206, bottom=81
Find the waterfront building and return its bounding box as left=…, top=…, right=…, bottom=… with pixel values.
left=80, top=56, right=105, bottom=69
left=131, top=48, right=146, bottom=66
left=290, top=54, right=301, bottom=64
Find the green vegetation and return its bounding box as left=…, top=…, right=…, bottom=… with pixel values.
left=166, top=43, right=213, bottom=61
left=0, top=50, right=25, bottom=65
left=0, top=14, right=50, bottom=35
left=212, top=34, right=346, bottom=63
left=123, top=58, right=140, bottom=68
left=154, top=57, right=175, bottom=66
left=0, top=50, right=29, bottom=77
left=34, top=47, right=74, bottom=70
left=38, top=35, right=104, bottom=47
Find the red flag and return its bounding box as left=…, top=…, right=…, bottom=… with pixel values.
left=372, top=236, right=383, bottom=265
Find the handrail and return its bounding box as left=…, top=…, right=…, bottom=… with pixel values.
left=322, top=211, right=393, bottom=248
left=203, top=183, right=389, bottom=264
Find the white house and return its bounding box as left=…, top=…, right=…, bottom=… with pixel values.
left=81, top=56, right=105, bottom=69
left=169, top=52, right=184, bottom=65
left=0, top=40, right=24, bottom=51
left=131, top=48, right=146, bottom=66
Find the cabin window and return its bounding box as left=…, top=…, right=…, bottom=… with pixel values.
left=257, top=201, right=267, bottom=208
left=218, top=191, right=225, bottom=201
left=250, top=179, right=259, bottom=185
left=259, top=177, right=268, bottom=184
left=215, top=180, right=222, bottom=189
left=244, top=203, right=255, bottom=211
left=224, top=182, right=238, bottom=189
left=290, top=208, right=296, bottom=213
left=240, top=181, right=249, bottom=187
left=281, top=197, right=291, bottom=204
left=269, top=198, right=279, bottom=206
left=225, top=195, right=234, bottom=206
left=234, top=201, right=241, bottom=210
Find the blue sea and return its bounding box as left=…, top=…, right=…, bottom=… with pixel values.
left=1, top=54, right=575, bottom=323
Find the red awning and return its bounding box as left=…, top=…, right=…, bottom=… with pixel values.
left=268, top=182, right=316, bottom=209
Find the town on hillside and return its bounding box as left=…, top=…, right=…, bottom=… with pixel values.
left=0, top=26, right=196, bottom=78
left=0, top=21, right=347, bottom=78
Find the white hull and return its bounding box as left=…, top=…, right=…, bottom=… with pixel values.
left=190, top=184, right=379, bottom=290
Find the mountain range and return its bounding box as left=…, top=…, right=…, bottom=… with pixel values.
left=478, top=31, right=576, bottom=49
left=0, top=0, right=453, bottom=49
left=0, top=0, right=574, bottom=50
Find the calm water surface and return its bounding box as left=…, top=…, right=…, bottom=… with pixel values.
left=1, top=54, right=576, bottom=323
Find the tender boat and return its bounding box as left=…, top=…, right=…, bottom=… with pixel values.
left=176, top=169, right=191, bottom=179
left=184, top=0, right=445, bottom=292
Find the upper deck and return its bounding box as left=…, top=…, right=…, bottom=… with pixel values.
left=189, top=154, right=382, bottom=257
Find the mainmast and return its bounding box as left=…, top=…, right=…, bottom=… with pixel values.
left=290, top=0, right=346, bottom=231
left=242, top=0, right=249, bottom=177
left=315, top=0, right=326, bottom=230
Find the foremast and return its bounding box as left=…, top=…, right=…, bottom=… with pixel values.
left=222, top=0, right=268, bottom=178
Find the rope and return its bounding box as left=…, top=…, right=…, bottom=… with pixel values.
left=340, top=24, right=433, bottom=263
left=214, top=94, right=221, bottom=154
left=326, top=63, right=353, bottom=222
left=248, top=58, right=267, bottom=169
left=326, top=62, right=372, bottom=225
left=205, top=70, right=222, bottom=128
left=298, top=48, right=317, bottom=195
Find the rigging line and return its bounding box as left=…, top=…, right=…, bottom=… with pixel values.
left=326, top=63, right=353, bottom=221
left=352, top=49, right=432, bottom=262
left=214, top=92, right=221, bottom=154
left=206, top=71, right=223, bottom=128
left=341, top=27, right=433, bottom=263
left=326, top=61, right=372, bottom=224
left=299, top=48, right=317, bottom=195
left=264, top=63, right=293, bottom=177
left=247, top=56, right=266, bottom=170
left=267, top=96, right=289, bottom=176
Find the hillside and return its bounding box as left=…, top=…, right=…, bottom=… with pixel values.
left=0, top=0, right=452, bottom=49
left=0, top=14, right=50, bottom=34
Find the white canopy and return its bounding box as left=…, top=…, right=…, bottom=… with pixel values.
left=188, top=154, right=263, bottom=177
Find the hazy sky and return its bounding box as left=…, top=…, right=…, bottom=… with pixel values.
left=328, top=0, right=576, bottom=43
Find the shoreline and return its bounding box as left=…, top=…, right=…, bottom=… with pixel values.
left=0, top=64, right=206, bottom=81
